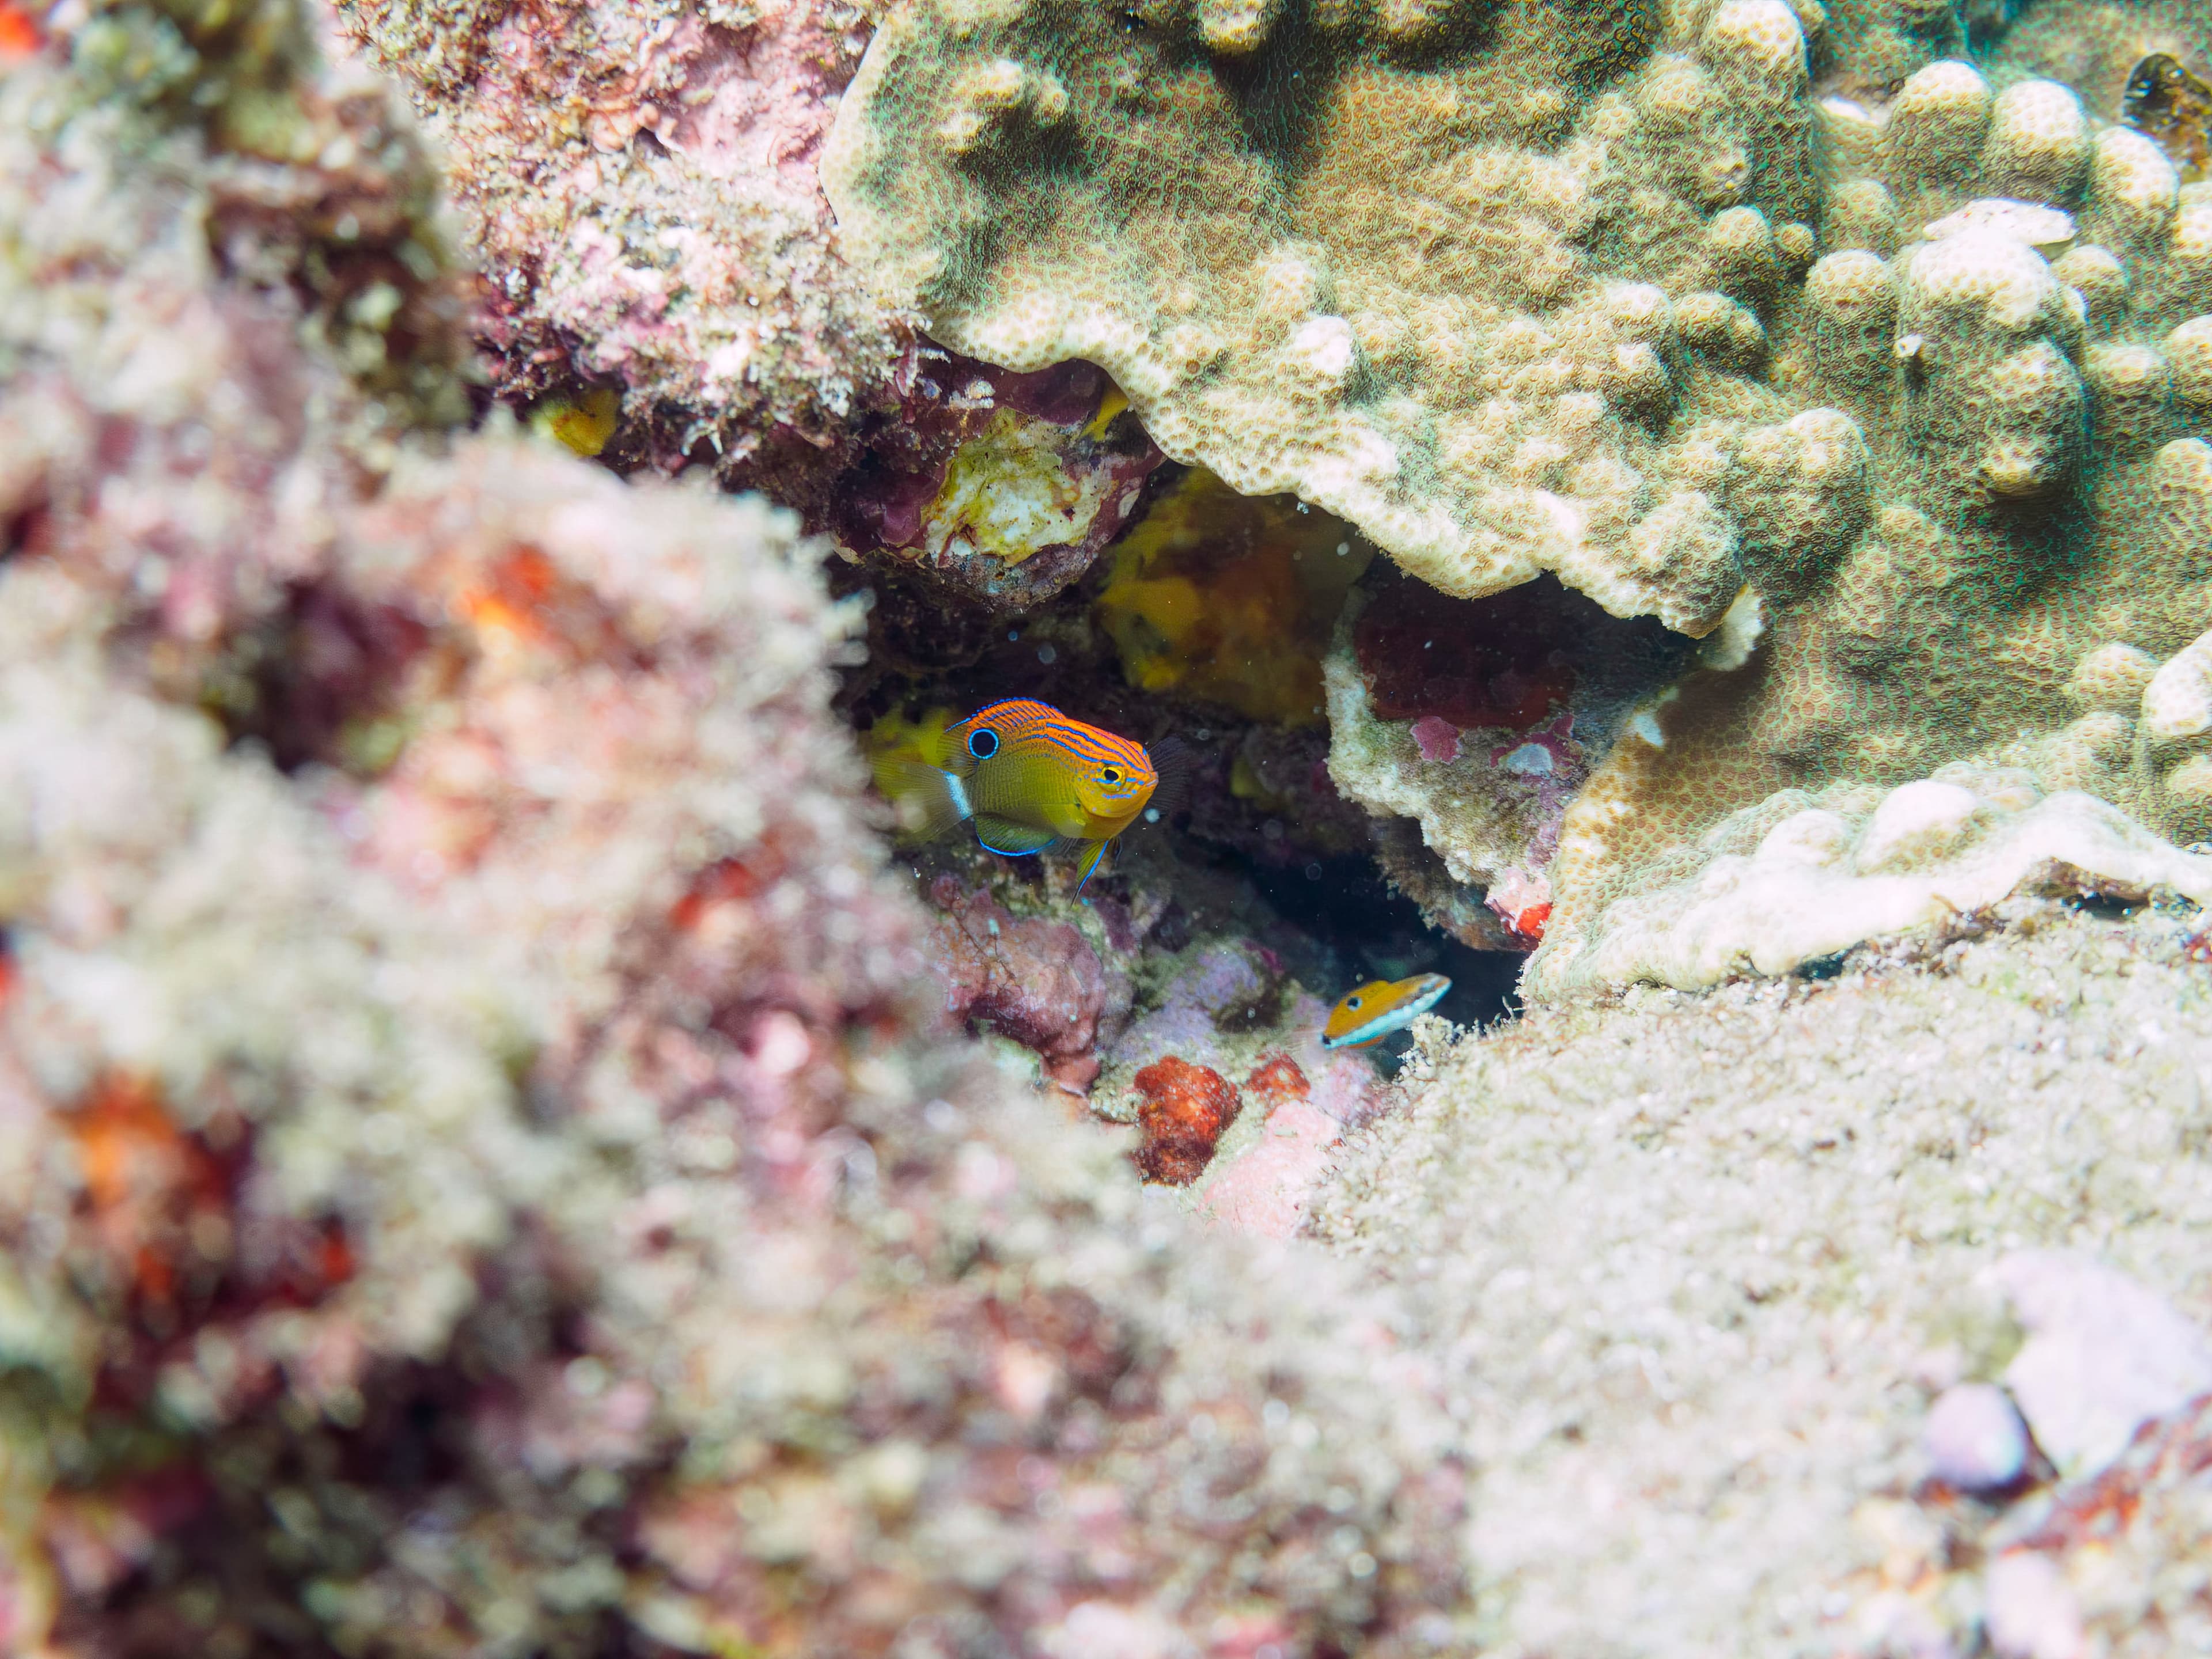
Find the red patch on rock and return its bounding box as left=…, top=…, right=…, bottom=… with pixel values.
left=1507, top=903, right=1552, bottom=945
left=1131, top=1058, right=1241, bottom=1186
left=1408, top=715, right=1461, bottom=762
left=1354, top=577, right=1578, bottom=732
left=0, top=2, right=41, bottom=58
left=669, top=854, right=768, bottom=930
left=1243, top=1053, right=1310, bottom=1103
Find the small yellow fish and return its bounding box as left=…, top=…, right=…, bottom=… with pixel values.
left=1320, top=973, right=1452, bottom=1049
left=873, top=698, right=1180, bottom=895
left=530, top=386, right=622, bottom=457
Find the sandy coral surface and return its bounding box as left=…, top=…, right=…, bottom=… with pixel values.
left=1315, top=898, right=2212, bottom=1658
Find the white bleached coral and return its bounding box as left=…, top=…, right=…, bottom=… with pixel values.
left=1543, top=772, right=2212, bottom=993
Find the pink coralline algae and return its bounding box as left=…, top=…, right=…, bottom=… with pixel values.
left=922, top=876, right=1130, bottom=1091
left=1410, top=715, right=1462, bottom=763
left=340, top=0, right=906, bottom=482
left=1198, top=1055, right=1346, bottom=1240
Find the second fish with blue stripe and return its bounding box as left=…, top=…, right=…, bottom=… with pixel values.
left=873, top=698, right=1181, bottom=895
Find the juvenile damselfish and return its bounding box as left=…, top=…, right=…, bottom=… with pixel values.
left=873, top=698, right=1177, bottom=894
left=1320, top=974, right=1452, bottom=1049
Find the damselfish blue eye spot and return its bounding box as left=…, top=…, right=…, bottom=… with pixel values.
left=968, top=728, right=999, bottom=759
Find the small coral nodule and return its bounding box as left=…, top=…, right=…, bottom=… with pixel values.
left=1131, top=1056, right=1241, bottom=1185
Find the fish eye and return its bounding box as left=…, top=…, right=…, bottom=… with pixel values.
left=967, top=728, right=999, bottom=759
left=1347, top=995, right=1362, bottom=1008
left=1100, top=766, right=1121, bottom=783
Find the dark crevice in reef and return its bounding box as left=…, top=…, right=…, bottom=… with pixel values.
left=831, top=494, right=1535, bottom=1047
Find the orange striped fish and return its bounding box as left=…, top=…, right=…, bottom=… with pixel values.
left=873, top=699, right=1180, bottom=895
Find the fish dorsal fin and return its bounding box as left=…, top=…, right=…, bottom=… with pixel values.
left=974, top=814, right=1058, bottom=856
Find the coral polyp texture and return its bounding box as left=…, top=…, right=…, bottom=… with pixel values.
left=1527, top=49, right=2212, bottom=993
left=824, top=0, right=1834, bottom=634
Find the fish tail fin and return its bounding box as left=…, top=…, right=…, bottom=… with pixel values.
left=1071, top=836, right=1111, bottom=899
left=1143, top=736, right=1191, bottom=824
left=873, top=756, right=972, bottom=843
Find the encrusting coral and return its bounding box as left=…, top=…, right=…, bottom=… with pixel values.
left=825, top=0, right=2212, bottom=992
left=0, top=8, right=1477, bottom=1652
left=1529, top=36, right=2212, bottom=992
left=824, top=0, right=1828, bottom=635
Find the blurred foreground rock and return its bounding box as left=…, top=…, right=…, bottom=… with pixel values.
left=0, top=9, right=1468, bottom=1653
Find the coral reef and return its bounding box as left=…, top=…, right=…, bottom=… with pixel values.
left=1094, top=468, right=1374, bottom=727
left=1525, top=50, right=2212, bottom=991
left=834, top=355, right=1165, bottom=615
left=1325, top=571, right=1688, bottom=946
left=821, top=0, right=2212, bottom=993
left=1559, top=768, right=2212, bottom=991
left=1093, top=942, right=1385, bottom=1234
left=338, top=0, right=904, bottom=486
left=921, top=874, right=1131, bottom=1092
left=0, top=10, right=1478, bottom=1653
left=29, top=0, right=2212, bottom=1654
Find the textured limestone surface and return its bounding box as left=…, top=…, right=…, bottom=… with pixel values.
left=1309, top=899, right=2212, bottom=1657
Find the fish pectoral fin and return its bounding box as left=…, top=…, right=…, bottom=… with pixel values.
left=973, top=815, right=1058, bottom=856
left=874, top=758, right=972, bottom=843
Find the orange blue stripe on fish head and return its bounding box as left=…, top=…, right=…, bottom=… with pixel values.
left=871, top=698, right=1177, bottom=896
left=1320, top=973, right=1452, bottom=1049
